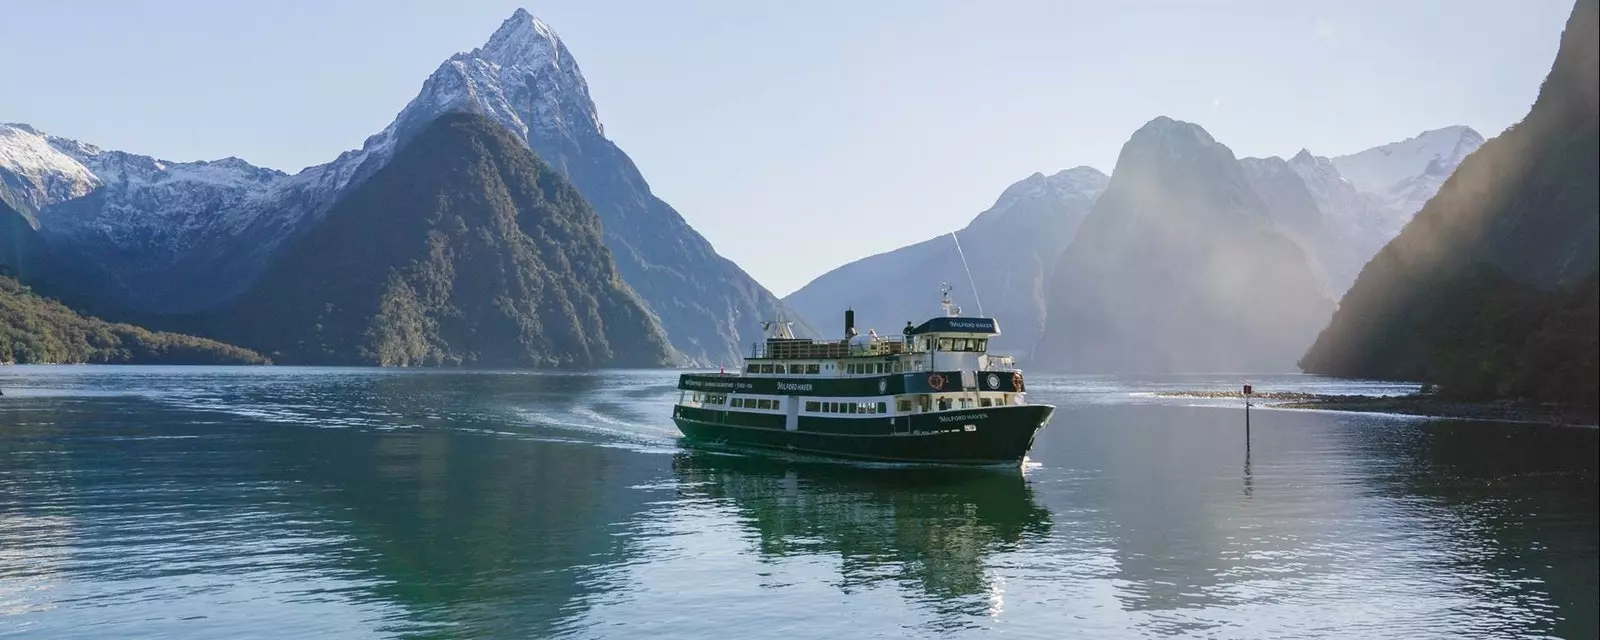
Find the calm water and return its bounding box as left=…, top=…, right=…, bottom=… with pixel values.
left=0, top=367, right=1595, bottom=639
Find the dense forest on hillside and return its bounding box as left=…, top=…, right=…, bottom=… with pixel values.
left=0, top=273, right=266, bottom=365
left=1301, top=0, right=1599, bottom=408
left=218, top=112, right=676, bottom=368
left=1357, top=266, right=1597, bottom=406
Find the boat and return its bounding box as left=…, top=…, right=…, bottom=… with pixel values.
left=672, top=284, right=1054, bottom=465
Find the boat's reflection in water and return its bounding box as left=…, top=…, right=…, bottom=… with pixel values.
left=669, top=447, right=1053, bottom=619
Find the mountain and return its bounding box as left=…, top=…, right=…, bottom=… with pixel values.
left=1235, top=128, right=1484, bottom=297
left=782, top=167, right=1108, bottom=353
left=1332, top=126, right=1485, bottom=198
left=1034, top=117, right=1336, bottom=373
left=0, top=274, right=264, bottom=365
left=216, top=112, right=675, bottom=368
left=368, top=9, right=808, bottom=365
left=4, top=9, right=805, bottom=365
left=1, top=198, right=48, bottom=281
left=1301, top=0, right=1598, bottom=406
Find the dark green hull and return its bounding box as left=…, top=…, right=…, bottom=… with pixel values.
left=672, top=404, right=1053, bottom=465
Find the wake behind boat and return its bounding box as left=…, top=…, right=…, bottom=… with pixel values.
left=672, top=285, right=1054, bottom=465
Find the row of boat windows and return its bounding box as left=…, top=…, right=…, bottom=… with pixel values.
left=687, top=392, right=1016, bottom=412
left=804, top=401, right=889, bottom=415
left=927, top=338, right=989, bottom=352
left=689, top=393, right=783, bottom=410
left=731, top=397, right=779, bottom=410
left=745, top=362, right=905, bottom=375
left=747, top=363, right=821, bottom=374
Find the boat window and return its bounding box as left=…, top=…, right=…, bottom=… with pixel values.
left=980, top=398, right=993, bottom=407
left=806, top=364, right=820, bottom=374
left=847, top=403, right=857, bottom=414
left=773, top=399, right=782, bottom=410
left=896, top=399, right=911, bottom=412
left=938, top=338, right=953, bottom=351
left=953, top=339, right=967, bottom=351
left=805, top=401, right=820, bottom=412
left=876, top=402, right=887, bottom=413
left=975, top=340, right=988, bottom=353
left=745, top=363, right=755, bottom=373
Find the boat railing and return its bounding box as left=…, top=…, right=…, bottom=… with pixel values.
left=751, top=335, right=920, bottom=359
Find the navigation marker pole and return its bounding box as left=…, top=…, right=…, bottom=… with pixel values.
left=1243, top=383, right=1252, bottom=452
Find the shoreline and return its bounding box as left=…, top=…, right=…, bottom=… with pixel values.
left=1158, top=391, right=1598, bottom=427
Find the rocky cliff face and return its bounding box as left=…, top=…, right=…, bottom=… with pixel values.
left=220, top=113, right=676, bottom=368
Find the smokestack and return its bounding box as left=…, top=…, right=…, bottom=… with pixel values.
left=844, top=308, right=856, bottom=337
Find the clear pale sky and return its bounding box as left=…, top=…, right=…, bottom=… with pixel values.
left=0, top=1, right=1573, bottom=296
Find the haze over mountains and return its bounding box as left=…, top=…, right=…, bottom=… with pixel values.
left=784, top=123, right=1480, bottom=363
left=784, top=167, right=1108, bottom=353
left=1031, top=117, right=1336, bottom=373
left=1303, top=0, right=1598, bottom=406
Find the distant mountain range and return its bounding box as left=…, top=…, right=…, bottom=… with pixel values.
left=0, top=9, right=804, bottom=367
left=784, top=124, right=1480, bottom=362
left=1302, top=0, right=1597, bottom=406
left=1032, top=117, right=1336, bottom=373
left=2, top=6, right=1575, bottom=379
left=783, top=167, right=1108, bottom=353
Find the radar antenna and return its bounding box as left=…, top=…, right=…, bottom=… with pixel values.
left=940, top=282, right=962, bottom=317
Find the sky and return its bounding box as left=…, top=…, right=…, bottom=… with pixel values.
left=0, top=0, right=1575, bottom=296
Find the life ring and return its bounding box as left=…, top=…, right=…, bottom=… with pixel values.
left=1012, top=372, right=1023, bottom=390
left=928, top=373, right=946, bottom=391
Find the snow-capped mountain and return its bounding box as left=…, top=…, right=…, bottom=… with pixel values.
left=1331, top=125, right=1484, bottom=195
left=0, top=122, right=305, bottom=310
left=783, top=167, right=1108, bottom=355
left=1237, top=127, right=1485, bottom=296
left=0, top=124, right=101, bottom=220
left=362, top=8, right=810, bottom=365
left=4, top=9, right=805, bottom=363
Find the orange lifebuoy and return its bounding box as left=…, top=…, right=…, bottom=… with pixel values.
left=928, top=373, right=946, bottom=391
left=1012, top=372, right=1023, bottom=390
